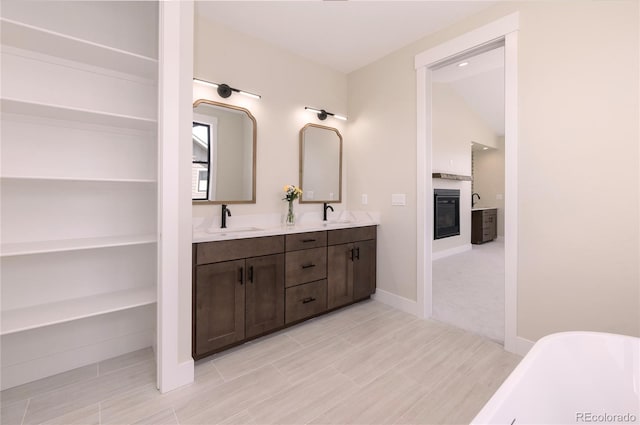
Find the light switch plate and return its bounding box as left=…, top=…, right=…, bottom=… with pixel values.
left=361, top=194, right=368, bottom=205
left=391, top=193, right=406, bottom=206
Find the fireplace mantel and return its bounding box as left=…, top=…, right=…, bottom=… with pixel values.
left=432, top=172, right=472, bottom=181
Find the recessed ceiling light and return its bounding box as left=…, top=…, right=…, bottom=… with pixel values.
left=457, top=61, right=469, bottom=67
left=483, top=147, right=489, bottom=150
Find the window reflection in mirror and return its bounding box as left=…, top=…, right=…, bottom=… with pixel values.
left=192, top=121, right=211, bottom=200
left=192, top=100, right=256, bottom=203
left=299, top=124, right=342, bottom=203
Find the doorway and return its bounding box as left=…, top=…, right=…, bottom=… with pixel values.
left=430, top=45, right=505, bottom=343
left=414, top=13, right=524, bottom=354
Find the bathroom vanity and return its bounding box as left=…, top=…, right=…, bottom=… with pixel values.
left=471, top=208, right=498, bottom=244
left=192, top=223, right=377, bottom=359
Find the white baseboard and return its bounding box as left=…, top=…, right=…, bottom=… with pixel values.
left=505, top=335, right=535, bottom=356
left=159, top=358, right=194, bottom=393
left=372, top=289, right=420, bottom=316
left=432, top=244, right=472, bottom=260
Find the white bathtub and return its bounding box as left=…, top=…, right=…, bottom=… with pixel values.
left=471, top=332, right=640, bottom=425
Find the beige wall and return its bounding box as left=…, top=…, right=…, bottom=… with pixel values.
left=432, top=82, right=498, bottom=176
left=193, top=11, right=347, bottom=222
left=347, top=1, right=639, bottom=340
left=473, top=137, right=505, bottom=237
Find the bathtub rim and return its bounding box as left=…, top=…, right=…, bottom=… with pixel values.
left=470, top=331, right=640, bottom=425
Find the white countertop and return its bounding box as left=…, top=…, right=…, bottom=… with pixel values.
left=193, top=210, right=380, bottom=243
left=471, top=207, right=498, bottom=211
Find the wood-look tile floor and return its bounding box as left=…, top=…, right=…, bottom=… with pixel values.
left=0, top=300, right=521, bottom=425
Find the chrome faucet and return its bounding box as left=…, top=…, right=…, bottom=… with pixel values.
left=221, top=204, right=231, bottom=228
left=472, top=193, right=481, bottom=207
left=323, top=203, right=334, bottom=221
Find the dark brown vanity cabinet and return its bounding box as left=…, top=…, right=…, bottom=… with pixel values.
left=327, top=226, right=377, bottom=309
left=471, top=208, right=498, bottom=244
left=193, top=226, right=377, bottom=359
left=193, top=236, right=284, bottom=358
left=284, top=231, right=328, bottom=324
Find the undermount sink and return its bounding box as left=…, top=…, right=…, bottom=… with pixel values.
left=322, top=219, right=355, bottom=227
left=205, top=226, right=263, bottom=234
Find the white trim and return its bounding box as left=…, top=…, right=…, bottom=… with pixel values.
left=432, top=244, right=472, bottom=261
left=503, top=31, right=519, bottom=356
left=415, top=13, right=519, bottom=69
left=415, top=66, right=429, bottom=320
left=511, top=336, right=534, bottom=357
left=415, top=12, right=520, bottom=353
left=372, top=289, right=419, bottom=316
left=158, top=358, right=194, bottom=392
left=157, top=0, right=195, bottom=394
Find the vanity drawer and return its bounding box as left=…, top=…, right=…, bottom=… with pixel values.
left=328, top=226, right=376, bottom=245
left=285, top=279, right=327, bottom=324
left=285, top=247, right=327, bottom=287
left=196, top=236, right=284, bottom=265
left=286, top=231, right=327, bottom=251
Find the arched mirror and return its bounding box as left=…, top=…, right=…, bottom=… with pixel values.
left=299, top=123, right=342, bottom=203
left=192, top=99, right=256, bottom=203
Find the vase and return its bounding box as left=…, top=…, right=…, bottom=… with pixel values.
left=286, top=200, right=296, bottom=226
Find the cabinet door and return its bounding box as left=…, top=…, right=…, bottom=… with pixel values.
left=327, top=243, right=354, bottom=309
left=353, top=239, right=376, bottom=301
left=194, top=259, right=245, bottom=357
left=245, top=254, right=285, bottom=338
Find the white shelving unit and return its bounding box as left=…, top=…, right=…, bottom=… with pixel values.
left=1, top=287, right=157, bottom=336
left=0, top=2, right=159, bottom=390
left=0, top=98, right=157, bottom=131
left=0, top=234, right=157, bottom=257
left=0, top=18, right=158, bottom=79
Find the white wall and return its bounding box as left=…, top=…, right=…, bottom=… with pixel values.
left=431, top=81, right=500, bottom=253
left=193, top=10, right=347, bottom=225
left=347, top=0, right=639, bottom=340
left=473, top=137, right=505, bottom=237
left=432, top=82, right=498, bottom=175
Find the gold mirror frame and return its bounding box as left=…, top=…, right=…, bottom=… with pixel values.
left=192, top=99, right=257, bottom=204
left=299, top=123, right=343, bottom=204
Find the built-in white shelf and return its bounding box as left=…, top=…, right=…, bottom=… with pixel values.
left=0, top=286, right=156, bottom=335
left=0, top=18, right=157, bottom=80
left=0, top=98, right=157, bottom=131
left=0, top=176, right=156, bottom=184
left=0, top=234, right=157, bottom=257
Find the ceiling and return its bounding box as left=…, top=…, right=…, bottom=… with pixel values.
left=196, top=1, right=497, bottom=74
left=196, top=1, right=503, bottom=137
left=433, top=47, right=505, bottom=136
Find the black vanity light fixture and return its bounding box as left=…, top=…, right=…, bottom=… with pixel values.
left=193, top=78, right=261, bottom=100
left=305, top=106, right=347, bottom=121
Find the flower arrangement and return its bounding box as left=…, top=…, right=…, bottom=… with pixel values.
left=283, top=185, right=302, bottom=225
left=282, top=185, right=303, bottom=202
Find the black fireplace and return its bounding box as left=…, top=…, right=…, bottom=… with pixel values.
left=434, top=189, right=460, bottom=239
